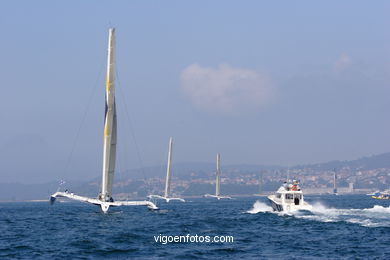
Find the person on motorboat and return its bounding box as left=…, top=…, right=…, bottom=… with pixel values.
left=291, top=180, right=299, bottom=191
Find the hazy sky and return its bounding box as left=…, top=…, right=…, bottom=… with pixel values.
left=1, top=1, right=389, bottom=183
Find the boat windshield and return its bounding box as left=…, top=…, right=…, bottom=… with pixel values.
left=295, top=194, right=302, bottom=199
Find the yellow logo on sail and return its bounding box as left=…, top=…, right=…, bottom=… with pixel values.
left=106, top=77, right=111, bottom=92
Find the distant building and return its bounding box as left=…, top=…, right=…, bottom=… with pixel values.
left=348, top=182, right=354, bottom=193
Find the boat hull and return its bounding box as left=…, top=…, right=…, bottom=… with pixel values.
left=268, top=195, right=312, bottom=212
left=269, top=198, right=284, bottom=212
left=371, top=195, right=389, bottom=200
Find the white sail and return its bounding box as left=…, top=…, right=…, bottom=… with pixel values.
left=164, top=137, right=173, bottom=198
left=101, top=28, right=117, bottom=202
left=216, top=153, right=221, bottom=196
left=50, top=28, right=158, bottom=212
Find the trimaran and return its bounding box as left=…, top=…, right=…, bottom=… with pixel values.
left=50, top=28, right=158, bottom=212
left=148, top=137, right=185, bottom=202
left=205, top=153, right=231, bottom=200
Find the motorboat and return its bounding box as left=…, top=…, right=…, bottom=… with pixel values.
left=267, top=181, right=312, bottom=212
left=371, top=191, right=389, bottom=200
left=372, top=194, right=389, bottom=200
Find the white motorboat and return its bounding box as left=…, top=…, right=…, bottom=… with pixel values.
left=267, top=181, right=312, bottom=212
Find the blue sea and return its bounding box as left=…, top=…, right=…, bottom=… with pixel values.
left=0, top=195, right=389, bottom=259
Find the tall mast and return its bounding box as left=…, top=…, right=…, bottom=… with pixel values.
left=101, top=28, right=117, bottom=202
left=216, top=153, right=221, bottom=196
left=333, top=168, right=337, bottom=194
left=164, top=137, right=173, bottom=198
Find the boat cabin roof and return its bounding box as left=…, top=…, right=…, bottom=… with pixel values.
left=277, top=186, right=302, bottom=194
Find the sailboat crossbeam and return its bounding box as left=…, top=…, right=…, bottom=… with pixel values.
left=50, top=191, right=100, bottom=204
left=50, top=192, right=158, bottom=211
left=204, top=194, right=232, bottom=200
left=147, top=195, right=185, bottom=203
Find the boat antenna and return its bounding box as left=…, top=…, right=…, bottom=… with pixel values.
left=259, top=172, right=263, bottom=195
left=287, top=166, right=290, bottom=183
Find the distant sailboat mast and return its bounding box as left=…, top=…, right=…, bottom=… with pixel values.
left=333, top=168, right=338, bottom=195
left=101, top=28, right=117, bottom=202
left=216, top=153, right=221, bottom=197
left=148, top=137, right=184, bottom=202
left=204, top=153, right=231, bottom=200
left=164, top=137, right=173, bottom=198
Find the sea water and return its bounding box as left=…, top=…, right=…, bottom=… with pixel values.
left=0, top=195, right=389, bottom=259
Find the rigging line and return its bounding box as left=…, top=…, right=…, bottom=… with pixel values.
left=115, top=67, right=147, bottom=180
left=63, top=62, right=105, bottom=178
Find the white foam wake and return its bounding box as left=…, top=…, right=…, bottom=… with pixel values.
left=246, top=200, right=273, bottom=214
left=293, top=203, right=390, bottom=227
left=246, top=200, right=390, bottom=227
left=363, top=205, right=390, bottom=213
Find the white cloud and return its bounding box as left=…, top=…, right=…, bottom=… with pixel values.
left=180, top=64, right=275, bottom=114
left=333, top=53, right=352, bottom=73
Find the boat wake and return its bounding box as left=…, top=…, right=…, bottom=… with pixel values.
left=246, top=200, right=273, bottom=214
left=247, top=201, right=390, bottom=227
left=295, top=203, right=390, bottom=227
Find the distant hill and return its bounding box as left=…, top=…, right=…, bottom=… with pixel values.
left=118, top=162, right=282, bottom=180
left=1, top=152, right=389, bottom=200
left=119, top=152, right=390, bottom=179
left=293, top=152, right=390, bottom=171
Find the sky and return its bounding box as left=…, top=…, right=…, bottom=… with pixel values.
left=0, top=1, right=389, bottom=183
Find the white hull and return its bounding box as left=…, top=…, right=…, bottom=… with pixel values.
left=204, top=194, right=232, bottom=200
left=50, top=192, right=158, bottom=213
left=268, top=195, right=312, bottom=212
